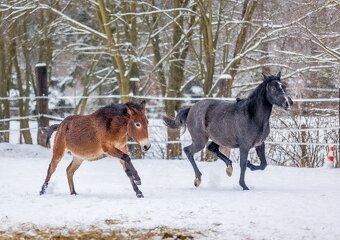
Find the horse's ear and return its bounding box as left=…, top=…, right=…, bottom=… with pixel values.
left=140, top=100, right=146, bottom=109
left=125, top=102, right=134, bottom=116
left=277, top=71, right=281, bottom=79
left=262, top=73, right=267, bottom=80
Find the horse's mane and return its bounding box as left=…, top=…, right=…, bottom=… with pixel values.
left=94, top=102, right=144, bottom=129
left=95, top=103, right=127, bottom=117
left=246, top=82, right=267, bottom=102
left=246, top=76, right=280, bottom=102
left=242, top=76, right=279, bottom=117
left=125, top=101, right=144, bottom=112
left=95, top=101, right=144, bottom=117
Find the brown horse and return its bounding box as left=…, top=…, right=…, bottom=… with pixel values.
left=39, top=101, right=150, bottom=198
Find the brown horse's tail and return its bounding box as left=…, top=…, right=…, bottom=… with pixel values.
left=163, top=107, right=191, bottom=131
left=45, top=124, right=60, bottom=146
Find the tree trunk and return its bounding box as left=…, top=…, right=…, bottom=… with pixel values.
left=142, top=0, right=167, bottom=96
left=10, top=34, right=32, bottom=144
left=74, top=56, right=101, bottom=115
left=300, top=124, right=309, bottom=167
left=36, top=64, right=50, bottom=147
left=97, top=0, right=129, bottom=103
left=0, top=12, right=10, bottom=142
left=126, top=0, right=140, bottom=96
left=165, top=0, right=187, bottom=159
left=223, top=0, right=258, bottom=97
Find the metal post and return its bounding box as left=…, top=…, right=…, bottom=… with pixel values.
left=35, top=63, right=49, bottom=147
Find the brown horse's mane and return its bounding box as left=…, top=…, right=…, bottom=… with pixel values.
left=93, top=102, right=144, bottom=130
left=95, top=102, right=144, bottom=116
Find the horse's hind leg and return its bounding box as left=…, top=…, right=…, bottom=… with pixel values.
left=184, top=141, right=206, bottom=188
left=207, top=142, right=233, bottom=177
left=66, top=157, right=83, bottom=195
left=39, top=142, right=65, bottom=195
left=247, top=143, right=267, bottom=171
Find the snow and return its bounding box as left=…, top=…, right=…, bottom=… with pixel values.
left=35, top=63, right=47, bottom=67
left=1, top=143, right=340, bottom=239
left=219, top=74, right=232, bottom=79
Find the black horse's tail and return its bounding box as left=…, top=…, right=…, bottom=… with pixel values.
left=45, top=124, right=60, bottom=146
left=163, top=107, right=191, bottom=131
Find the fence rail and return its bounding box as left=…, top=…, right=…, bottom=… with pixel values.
left=0, top=94, right=339, bottom=102
left=1, top=95, right=339, bottom=150
left=0, top=115, right=339, bottom=146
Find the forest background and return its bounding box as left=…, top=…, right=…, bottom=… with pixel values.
left=0, top=0, right=339, bottom=165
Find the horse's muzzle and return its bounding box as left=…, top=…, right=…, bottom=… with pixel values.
left=283, top=96, right=293, bottom=110
left=140, top=139, right=151, bottom=152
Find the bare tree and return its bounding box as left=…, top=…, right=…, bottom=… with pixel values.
left=0, top=11, right=10, bottom=143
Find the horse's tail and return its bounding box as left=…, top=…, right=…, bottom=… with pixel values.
left=163, top=107, right=191, bottom=131
left=45, top=124, right=60, bottom=146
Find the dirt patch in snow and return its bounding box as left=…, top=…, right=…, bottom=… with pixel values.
left=0, top=223, right=203, bottom=239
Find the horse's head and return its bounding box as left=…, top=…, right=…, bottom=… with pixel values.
left=126, top=100, right=151, bottom=152
left=264, top=72, right=293, bottom=110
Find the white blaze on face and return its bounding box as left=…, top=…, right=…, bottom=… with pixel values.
left=140, top=139, right=151, bottom=152
left=285, top=96, right=291, bottom=107
left=277, top=81, right=291, bottom=108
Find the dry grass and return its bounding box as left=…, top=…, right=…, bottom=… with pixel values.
left=0, top=222, right=203, bottom=240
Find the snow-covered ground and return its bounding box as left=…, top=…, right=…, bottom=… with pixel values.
left=1, top=143, right=340, bottom=239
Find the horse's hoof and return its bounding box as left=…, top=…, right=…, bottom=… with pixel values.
left=226, top=165, right=233, bottom=177
left=136, top=193, right=144, bottom=198
left=39, top=190, right=45, bottom=195
left=194, top=177, right=201, bottom=187
left=134, top=180, right=142, bottom=185
left=71, top=192, right=78, bottom=195
left=243, top=186, right=249, bottom=190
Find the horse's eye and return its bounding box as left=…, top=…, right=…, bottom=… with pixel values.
left=135, top=122, right=141, bottom=128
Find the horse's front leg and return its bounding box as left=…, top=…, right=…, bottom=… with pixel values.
left=247, top=143, right=267, bottom=171
left=121, top=145, right=141, bottom=185
left=239, top=146, right=250, bottom=190
left=104, top=146, right=143, bottom=198
left=127, top=162, right=141, bottom=185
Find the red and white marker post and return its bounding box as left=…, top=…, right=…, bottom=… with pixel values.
left=324, top=145, right=335, bottom=168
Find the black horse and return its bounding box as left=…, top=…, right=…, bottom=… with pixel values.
left=163, top=72, right=293, bottom=190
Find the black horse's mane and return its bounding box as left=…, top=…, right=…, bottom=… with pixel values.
left=247, top=77, right=279, bottom=101
left=240, top=75, right=280, bottom=117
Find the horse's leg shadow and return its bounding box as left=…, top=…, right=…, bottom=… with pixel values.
left=207, top=142, right=233, bottom=177
left=247, top=143, right=267, bottom=171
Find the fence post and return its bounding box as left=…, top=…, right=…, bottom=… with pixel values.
left=35, top=63, right=49, bottom=147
